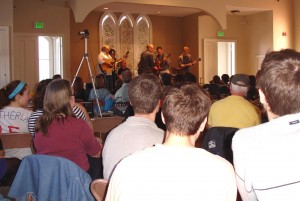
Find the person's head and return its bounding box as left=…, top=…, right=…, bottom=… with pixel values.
left=218, top=85, right=230, bottom=99
left=0, top=80, right=30, bottom=109
left=101, top=45, right=110, bottom=54
left=248, top=75, right=256, bottom=87
left=212, top=75, right=221, bottom=84
left=122, top=70, right=132, bottom=83
left=221, top=74, right=230, bottom=84
left=147, top=44, right=154, bottom=53
left=159, top=73, right=172, bottom=87
left=156, top=46, right=163, bottom=55
left=184, top=72, right=197, bottom=83
left=36, top=79, right=74, bottom=134
left=73, top=77, right=84, bottom=94
left=230, top=74, right=250, bottom=96
left=183, top=46, right=190, bottom=55
left=109, top=49, right=116, bottom=59
left=257, top=49, right=300, bottom=116
left=94, top=75, right=105, bottom=89
left=162, top=84, right=211, bottom=136
left=128, top=73, right=162, bottom=114
left=33, top=79, right=53, bottom=111
left=52, top=74, right=62, bottom=80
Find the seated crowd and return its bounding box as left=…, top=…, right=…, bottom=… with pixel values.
left=0, top=48, right=299, bottom=201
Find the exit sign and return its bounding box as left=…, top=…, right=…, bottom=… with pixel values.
left=35, top=22, right=44, bottom=29
left=218, top=31, right=224, bottom=37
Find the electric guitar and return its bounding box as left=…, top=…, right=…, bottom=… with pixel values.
left=153, top=53, right=171, bottom=75
left=179, top=58, right=201, bottom=70
left=100, top=51, right=129, bottom=74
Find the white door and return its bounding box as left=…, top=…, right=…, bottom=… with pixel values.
left=13, top=34, right=39, bottom=91
left=203, top=39, right=236, bottom=84
left=0, top=26, right=10, bottom=88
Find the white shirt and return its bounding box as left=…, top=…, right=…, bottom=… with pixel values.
left=232, top=112, right=300, bottom=201
left=105, top=144, right=237, bottom=201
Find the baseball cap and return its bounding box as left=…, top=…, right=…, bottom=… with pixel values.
left=231, top=74, right=250, bottom=87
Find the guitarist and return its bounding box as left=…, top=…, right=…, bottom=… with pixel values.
left=137, top=44, right=155, bottom=75
left=98, top=45, right=114, bottom=92
left=154, top=46, right=171, bottom=74
left=178, top=46, right=197, bottom=74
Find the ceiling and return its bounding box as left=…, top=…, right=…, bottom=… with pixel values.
left=93, top=2, right=270, bottom=17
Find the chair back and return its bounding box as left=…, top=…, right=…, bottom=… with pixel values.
left=201, top=127, right=239, bottom=164
left=0, top=133, right=33, bottom=149
left=90, top=179, right=109, bottom=201
left=93, top=116, right=124, bottom=142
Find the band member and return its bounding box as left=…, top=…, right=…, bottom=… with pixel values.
left=98, top=45, right=114, bottom=92
left=154, top=46, right=171, bottom=74
left=137, top=44, right=155, bottom=75
left=178, top=46, right=196, bottom=74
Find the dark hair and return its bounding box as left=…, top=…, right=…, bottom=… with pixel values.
left=52, top=74, right=62, bottom=79
left=0, top=80, right=27, bottom=109
left=221, top=74, right=230, bottom=83
left=184, top=72, right=197, bottom=83
left=257, top=49, right=300, bottom=116
left=128, top=74, right=162, bottom=114
left=33, top=79, right=53, bottom=111
left=248, top=75, right=256, bottom=87
left=156, top=46, right=162, bottom=51
left=73, top=77, right=84, bottom=95
left=95, top=75, right=105, bottom=89
left=162, top=84, right=211, bottom=135
left=121, top=70, right=132, bottom=83
left=159, top=73, right=172, bottom=86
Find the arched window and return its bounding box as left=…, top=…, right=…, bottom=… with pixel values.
left=99, top=13, right=152, bottom=76
left=118, top=14, right=134, bottom=72
left=99, top=13, right=117, bottom=50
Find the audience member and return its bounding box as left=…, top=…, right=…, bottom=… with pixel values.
left=114, top=70, right=132, bottom=103
left=73, top=77, right=87, bottom=101
left=208, top=74, right=261, bottom=128
left=34, top=79, right=102, bottom=179
left=117, top=60, right=130, bottom=81
left=184, top=72, right=197, bottom=83
left=89, top=75, right=112, bottom=114
left=102, top=73, right=164, bottom=180
left=105, top=84, right=237, bottom=201
left=159, top=73, right=172, bottom=87
left=221, top=73, right=230, bottom=86
left=52, top=74, right=62, bottom=79
left=28, top=79, right=92, bottom=136
left=0, top=80, right=32, bottom=158
left=0, top=80, right=33, bottom=185
left=233, top=49, right=300, bottom=200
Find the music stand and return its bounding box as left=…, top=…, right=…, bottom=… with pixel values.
left=71, top=30, right=102, bottom=117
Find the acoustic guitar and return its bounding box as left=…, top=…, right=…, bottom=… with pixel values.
left=100, top=51, right=129, bottom=74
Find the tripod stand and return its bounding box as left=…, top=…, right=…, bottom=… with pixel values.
left=71, top=31, right=102, bottom=117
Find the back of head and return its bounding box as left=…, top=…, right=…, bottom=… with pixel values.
left=230, top=74, right=250, bottom=96
left=221, top=74, right=230, bottom=83
left=257, top=49, right=300, bottom=116
left=159, top=73, right=172, bottom=86
left=162, top=84, right=211, bottom=136
left=121, top=70, right=132, bottom=83
left=73, top=77, right=84, bottom=93
left=128, top=73, right=162, bottom=114
left=95, top=75, right=105, bottom=89
left=184, top=72, right=197, bottom=83
left=33, top=79, right=53, bottom=111
left=0, top=80, right=28, bottom=109
left=37, top=79, right=74, bottom=134
left=52, top=74, right=62, bottom=80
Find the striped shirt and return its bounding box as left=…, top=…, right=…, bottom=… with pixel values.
left=28, top=106, right=87, bottom=136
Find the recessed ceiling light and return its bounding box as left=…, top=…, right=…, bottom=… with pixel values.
left=104, top=7, right=109, bottom=10
left=157, top=11, right=161, bottom=14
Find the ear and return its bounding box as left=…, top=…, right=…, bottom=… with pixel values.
left=161, top=112, right=166, bottom=125
left=199, top=117, right=207, bottom=132
left=258, top=89, right=270, bottom=111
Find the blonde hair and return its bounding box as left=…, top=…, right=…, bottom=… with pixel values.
left=36, top=79, right=74, bottom=135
